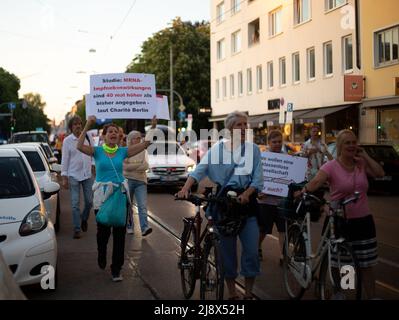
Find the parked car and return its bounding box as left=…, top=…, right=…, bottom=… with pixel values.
left=187, top=139, right=217, bottom=163
left=0, top=249, right=26, bottom=299
left=0, top=148, right=58, bottom=287
left=0, top=144, right=62, bottom=231
left=147, top=141, right=196, bottom=187
left=327, top=142, right=399, bottom=193
left=10, top=131, right=50, bottom=144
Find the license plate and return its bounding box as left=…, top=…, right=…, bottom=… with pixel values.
left=375, top=176, right=392, bottom=181
left=160, top=176, right=179, bottom=182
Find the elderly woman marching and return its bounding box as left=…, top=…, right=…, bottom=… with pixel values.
left=77, top=115, right=156, bottom=282
left=177, top=111, right=263, bottom=300
left=123, top=130, right=152, bottom=236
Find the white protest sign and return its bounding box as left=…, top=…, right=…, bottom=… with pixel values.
left=156, top=95, right=170, bottom=120
left=89, top=73, right=157, bottom=119
left=85, top=94, right=94, bottom=119
left=261, top=152, right=307, bottom=197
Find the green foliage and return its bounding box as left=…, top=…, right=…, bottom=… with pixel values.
left=12, top=93, right=51, bottom=133
left=0, top=67, right=21, bottom=138
left=126, top=18, right=211, bottom=134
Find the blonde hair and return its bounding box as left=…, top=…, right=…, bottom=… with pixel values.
left=336, top=129, right=357, bottom=157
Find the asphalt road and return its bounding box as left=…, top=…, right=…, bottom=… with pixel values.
left=22, top=182, right=399, bottom=300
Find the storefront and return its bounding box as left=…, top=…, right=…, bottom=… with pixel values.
left=294, top=105, right=359, bottom=143
left=362, top=96, right=399, bottom=153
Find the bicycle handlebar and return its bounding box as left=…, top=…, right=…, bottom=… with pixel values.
left=175, top=193, right=239, bottom=206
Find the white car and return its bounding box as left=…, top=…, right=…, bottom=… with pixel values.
left=147, top=141, right=196, bottom=187
left=0, top=143, right=61, bottom=231
left=0, top=148, right=58, bottom=287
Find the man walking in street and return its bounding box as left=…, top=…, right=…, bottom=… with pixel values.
left=302, top=125, right=333, bottom=181
left=61, top=115, right=94, bottom=239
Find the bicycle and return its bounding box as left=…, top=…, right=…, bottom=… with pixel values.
left=281, top=191, right=362, bottom=300
left=176, top=193, right=226, bottom=300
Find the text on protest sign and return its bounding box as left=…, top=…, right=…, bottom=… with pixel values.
left=261, top=152, right=307, bottom=197
left=89, top=73, right=157, bottom=119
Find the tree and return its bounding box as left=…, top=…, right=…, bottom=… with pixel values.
left=12, top=93, right=51, bottom=133
left=0, top=67, right=20, bottom=138
left=126, top=18, right=211, bottom=134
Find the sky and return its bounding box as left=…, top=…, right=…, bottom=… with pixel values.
left=0, top=0, right=209, bottom=124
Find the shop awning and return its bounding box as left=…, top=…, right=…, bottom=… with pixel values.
left=362, top=96, right=399, bottom=108
left=296, top=105, right=353, bottom=122
left=208, top=114, right=228, bottom=122
left=248, top=113, right=279, bottom=127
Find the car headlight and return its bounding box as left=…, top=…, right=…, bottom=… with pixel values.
left=187, top=164, right=196, bottom=172
left=19, top=205, right=48, bottom=237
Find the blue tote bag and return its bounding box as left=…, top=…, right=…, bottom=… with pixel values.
left=96, top=185, right=127, bottom=227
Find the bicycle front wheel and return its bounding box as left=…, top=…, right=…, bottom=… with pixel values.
left=283, top=224, right=308, bottom=300
left=319, top=242, right=362, bottom=300
left=200, top=234, right=224, bottom=300
left=179, top=222, right=196, bottom=299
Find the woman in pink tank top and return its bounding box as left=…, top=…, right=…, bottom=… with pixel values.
left=301, top=129, right=384, bottom=299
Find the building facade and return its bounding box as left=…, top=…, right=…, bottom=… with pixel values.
left=358, top=0, right=399, bottom=151
left=210, top=0, right=362, bottom=146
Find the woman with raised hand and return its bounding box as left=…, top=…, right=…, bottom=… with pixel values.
left=77, top=115, right=156, bottom=282
left=301, top=129, right=384, bottom=299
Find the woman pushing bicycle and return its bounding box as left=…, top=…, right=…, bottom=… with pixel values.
left=176, top=111, right=264, bottom=300
left=300, top=129, right=384, bottom=299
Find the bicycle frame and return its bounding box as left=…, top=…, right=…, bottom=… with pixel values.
left=285, top=208, right=342, bottom=289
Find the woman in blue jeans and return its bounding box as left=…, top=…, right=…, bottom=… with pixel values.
left=123, top=130, right=152, bottom=236
left=177, top=111, right=264, bottom=300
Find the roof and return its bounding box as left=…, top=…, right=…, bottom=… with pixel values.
left=12, top=131, right=48, bottom=135
left=0, top=143, right=40, bottom=152
left=0, top=148, right=21, bottom=157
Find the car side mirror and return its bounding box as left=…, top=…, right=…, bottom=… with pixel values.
left=42, top=181, right=60, bottom=200
left=50, top=163, right=62, bottom=173
left=49, top=157, right=58, bottom=164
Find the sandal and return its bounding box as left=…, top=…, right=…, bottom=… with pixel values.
left=228, top=295, right=240, bottom=300
left=243, top=294, right=255, bottom=300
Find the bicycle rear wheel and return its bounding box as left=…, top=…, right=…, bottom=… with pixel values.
left=283, top=224, right=307, bottom=300
left=200, top=234, right=224, bottom=300
left=319, top=242, right=362, bottom=300
left=179, top=221, right=196, bottom=299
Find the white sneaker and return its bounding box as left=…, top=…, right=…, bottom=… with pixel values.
left=112, top=273, right=123, bottom=282
left=126, top=227, right=134, bottom=234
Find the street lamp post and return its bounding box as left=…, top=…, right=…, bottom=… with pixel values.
left=157, top=88, right=185, bottom=120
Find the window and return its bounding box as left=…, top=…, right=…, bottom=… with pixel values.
left=375, top=25, right=399, bottom=67
left=215, top=79, right=220, bottom=100
left=269, top=8, right=282, bottom=37
left=231, top=0, right=240, bottom=15
left=230, top=74, right=235, bottom=97
left=231, top=30, right=241, bottom=54
left=325, top=0, right=346, bottom=11
left=343, top=35, right=353, bottom=72
left=247, top=68, right=253, bottom=94
left=238, top=71, right=243, bottom=96
left=222, top=77, right=227, bottom=98
left=279, top=57, right=286, bottom=86
left=293, top=52, right=300, bottom=83
left=248, top=18, right=260, bottom=47
left=217, top=38, right=225, bottom=61
left=267, top=62, right=274, bottom=89
left=256, top=65, right=263, bottom=91
left=216, top=2, right=225, bottom=23
left=294, top=0, right=311, bottom=25
left=307, top=47, right=315, bottom=80
left=0, top=157, right=34, bottom=198
left=324, top=41, right=333, bottom=76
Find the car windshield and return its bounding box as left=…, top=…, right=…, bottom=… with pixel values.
left=364, top=146, right=399, bottom=161
left=148, top=143, right=186, bottom=156
left=12, top=133, right=49, bottom=144
left=22, top=151, right=46, bottom=172
left=0, top=157, right=35, bottom=198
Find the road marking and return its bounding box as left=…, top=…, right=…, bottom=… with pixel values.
left=376, top=281, right=399, bottom=295
left=378, top=258, right=399, bottom=269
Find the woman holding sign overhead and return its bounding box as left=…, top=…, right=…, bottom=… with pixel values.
left=77, top=115, right=156, bottom=282
left=257, top=130, right=287, bottom=264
